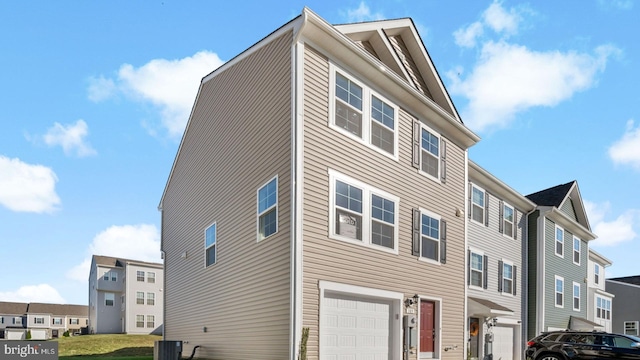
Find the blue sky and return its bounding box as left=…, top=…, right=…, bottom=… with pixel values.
left=1, top=0, right=638, bottom=305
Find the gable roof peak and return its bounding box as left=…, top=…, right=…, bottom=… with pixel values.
left=526, top=180, right=576, bottom=207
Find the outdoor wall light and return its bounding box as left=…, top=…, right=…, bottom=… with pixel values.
left=203, top=326, right=207, bottom=333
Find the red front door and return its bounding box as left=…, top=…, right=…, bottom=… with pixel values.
left=420, top=300, right=435, bottom=354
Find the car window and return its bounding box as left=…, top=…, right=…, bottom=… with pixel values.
left=559, top=334, right=595, bottom=344
left=613, top=336, right=636, bottom=348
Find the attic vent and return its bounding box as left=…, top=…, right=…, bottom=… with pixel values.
left=356, top=40, right=380, bottom=60
left=388, top=35, right=433, bottom=100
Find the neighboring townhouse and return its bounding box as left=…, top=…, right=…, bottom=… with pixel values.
left=587, top=249, right=614, bottom=332
left=466, top=161, right=535, bottom=360
left=159, top=8, right=479, bottom=360
left=88, top=255, right=163, bottom=335
left=606, top=276, right=640, bottom=336
left=0, top=302, right=27, bottom=340
left=27, top=303, right=89, bottom=339
left=525, top=181, right=598, bottom=339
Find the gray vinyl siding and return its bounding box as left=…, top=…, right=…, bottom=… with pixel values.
left=606, top=281, right=640, bottom=334
left=543, top=217, right=588, bottom=330
left=161, top=31, right=293, bottom=359
left=467, top=183, right=524, bottom=320
left=301, top=44, right=467, bottom=360
left=527, top=211, right=539, bottom=339
left=559, top=199, right=577, bottom=221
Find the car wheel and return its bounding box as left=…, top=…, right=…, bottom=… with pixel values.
left=536, top=354, right=562, bottom=360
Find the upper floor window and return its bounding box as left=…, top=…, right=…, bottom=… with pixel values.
left=70, top=318, right=79, bottom=325
left=105, top=292, right=115, bottom=306
left=573, top=237, right=581, bottom=265
left=103, top=272, right=109, bottom=281
left=111, top=272, right=117, bottom=281
left=573, top=282, right=581, bottom=311
left=471, top=185, right=486, bottom=224
left=500, top=261, right=516, bottom=295
left=331, top=66, right=398, bottom=158
left=503, top=203, right=515, bottom=237
left=136, top=291, right=144, bottom=305
left=147, top=272, right=155, bottom=283
left=597, top=297, right=611, bottom=320
left=34, top=317, right=44, bottom=324
left=0, top=317, right=3, bottom=324
left=555, top=276, right=564, bottom=308
left=330, top=170, right=399, bottom=253
left=469, top=250, right=486, bottom=288
left=625, top=321, right=639, bottom=336
left=555, top=226, right=564, bottom=258
left=205, top=222, right=217, bottom=267
left=594, top=264, right=600, bottom=284
left=413, top=209, right=447, bottom=264
left=136, top=271, right=145, bottom=282
left=257, top=176, right=278, bottom=241
left=147, top=292, right=155, bottom=306
left=13, top=317, right=22, bottom=325
left=53, top=317, right=62, bottom=325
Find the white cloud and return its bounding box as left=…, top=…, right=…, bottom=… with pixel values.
left=482, top=1, right=522, bottom=35
left=609, top=119, right=640, bottom=170
left=0, top=156, right=60, bottom=213
left=66, top=224, right=161, bottom=282
left=585, top=200, right=638, bottom=247
left=448, top=42, right=617, bottom=132
left=0, top=284, right=66, bottom=303
left=88, top=51, right=224, bottom=138
left=43, top=119, right=96, bottom=157
left=342, top=1, right=385, bottom=22
left=454, top=22, right=484, bottom=48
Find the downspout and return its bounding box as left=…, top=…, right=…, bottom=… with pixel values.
left=522, top=207, right=535, bottom=348
left=289, top=11, right=307, bottom=360
left=536, top=209, right=550, bottom=335
left=463, top=151, right=470, bottom=359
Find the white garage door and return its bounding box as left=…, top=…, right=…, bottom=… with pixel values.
left=30, top=329, right=47, bottom=340
left=6, top=330, right=25, bottom=340
left=321, top=292, right=392, bottom=360
left=492, top=325, right=514, bottom=360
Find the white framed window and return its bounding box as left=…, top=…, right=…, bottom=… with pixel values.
left=147, top=272, right=155, bottom=283
left=501, top=261, right=515, bottom=295
left=597, top=297, right=611, bottom=320
left=471, top=185, right=485, bottom=225
left=594, top=264, right=600, bottom=285
left=70, top=318, right=79, bottom=325
left=103, top=272, right=109, bottom=281
left=147, top=293, right=155, bottom=306
left=329, top=169, right=399, bottom=253
left=13, top=317, right=22, bottom=325
left=205, top=222, right=217, bottom=267
left=419, top=209, right=444, bottom=263
left=136, top=291, right=144, bottom=305
left=469, top=250, right=485, bottom=288
left=105, top=292, right=115, bottom=307
left=257, top=176, right=278, bottom=241
left=136, top=315, right=144, bottom=328
left=555, top=276, right=564, bottom=308
left=53, top=317, right=62, bottom=325
left=34, top=317, right=44, bottom=324
left=503, top=203, right=515, bottom=237
left=0, top=317, right=3, bottom=324
left=419, top=123, right=441, bottom=180
left=555, top=225, right=564, bottom=258
left=625, top=321, right=639, bottom=336
left=136, top=271, right=145, bottom=282
left=573, top=282, right=581, bottom=311
left=573, top=236, right=581, bottom=265
left=330, top=64, right=399, bottom=159
left=147, top=315, right=155, bottom=328
left=111, top=272, right=117, bottom=281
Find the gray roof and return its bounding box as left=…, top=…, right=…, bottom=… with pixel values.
left=0, top=302, right=28, bottom=315
left=93, top=254, right=162, bottom=268
left=27, top=303, right=88, bottom=316
left=526, top=181, right=575, bottom=207
left=607, top=275, right=640, bottom=286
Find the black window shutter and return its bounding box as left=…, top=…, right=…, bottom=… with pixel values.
left=412, top=122, right=420, bottom=169
left=483, top=255, right=488, bottom=289
left=467, top=250, right=471, bottom=285
left=441, top=140, right=447, bottom=183
left=498, top=260, right=504, bottom=293
left=440, top=219, right=447, bottom=264
left=412, top=208, right=420, bottom=256
left=513, top=210, right=518, bottom=240
left=498, top=200, right=504, bottom=234
left=468, top=182, right=472, bottom=219
left=484, top=192, right=490, bottom=227
left=513, top=265, right=518, bottom=295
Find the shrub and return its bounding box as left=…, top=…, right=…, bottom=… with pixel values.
left=26, top=330, right=31, bottom=340
left=63, top=330, right=70, bottom=337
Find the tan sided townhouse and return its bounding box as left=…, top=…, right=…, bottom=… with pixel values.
left=159, top=8, right=480, bottom=360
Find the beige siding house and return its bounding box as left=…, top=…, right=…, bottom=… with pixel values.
left=160, top=8, right=479, bottom=360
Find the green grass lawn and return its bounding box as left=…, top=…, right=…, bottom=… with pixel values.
left=55, top=334, right=162, bottom=360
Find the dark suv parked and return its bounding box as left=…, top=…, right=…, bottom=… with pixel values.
left=525, top=330, right=640, bottom=359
